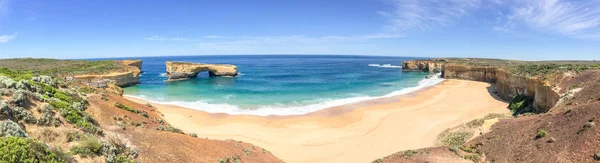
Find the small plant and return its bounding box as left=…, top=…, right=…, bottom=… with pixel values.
left=70, top=137, right=103, bottom=158
left=146, top=103, right=153, bottom=108
left=116, top=122, right=126, bottom=130
left=12, top=90, right=28, bottom=106
left=130, top=122, right=142, bottom=127
left=0, top=120, right=28, bottom=137
left=440, top=130, right=474, bottom=147
left=218, top=155, right=241, bottom=163
left=402, top=150, right=420, bottom=157
left=188, top=133, right=198, bottom=137
left=459, top=146, right=476, bottom=153
left=243, top=148, right=251, bottom=156
left=114, top=103, right=134, bottom=112
left=0, top=136, right=72, bottom=162
left=536, top=129, right=547, bottom=139
left=139, top=111, right=149, bottom=118
left=463, top=153, right=481, bottom=162
left=373, top=158, right=385, bottom=163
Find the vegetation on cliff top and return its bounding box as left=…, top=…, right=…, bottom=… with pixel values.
left=0, top=58, right=123, bottom=76
left=0, top=59, right=138, bottom=162
left=0, top=136, right=72, bottom=162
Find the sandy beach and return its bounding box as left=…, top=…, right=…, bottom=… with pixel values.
left=126, top=79, right=509, bottom=163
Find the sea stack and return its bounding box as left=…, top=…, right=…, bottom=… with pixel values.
left=165, top=61, right=238, bottom=80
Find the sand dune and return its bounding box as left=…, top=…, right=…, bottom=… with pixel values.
left=126, top=79, right=509, bottom=163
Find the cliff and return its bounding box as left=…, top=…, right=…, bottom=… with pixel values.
left=166, top=61, right=238, bottom=80
left=403, top=59, right=561, bottom=113
left=402, top=59, right=445, bottom=73
left=74, top=60, right=142, bottom=87
left=121, top=60, right=143, bottom=70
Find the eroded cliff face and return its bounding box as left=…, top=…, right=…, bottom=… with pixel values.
left=403, top=59, right=561, bottom=113
left=121, top=60, right=142, bottom=70
left=74, top=60, right=142, bottom=87
left=166, top=61, right=238, bottom=80
left=402, top=59, right=445, bottom=73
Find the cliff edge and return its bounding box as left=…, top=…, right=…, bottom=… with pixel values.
left=166, top=61, right=238, bottom=80
left=74, top=60, right=142, bottom=87
left=400, top=58, right=595, bottom=113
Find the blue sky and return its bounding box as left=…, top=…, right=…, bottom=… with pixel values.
left=0, top=0, right=599, bottom=60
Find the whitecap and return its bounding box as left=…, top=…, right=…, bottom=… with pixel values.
left=368, top=64, right=403, bottom=68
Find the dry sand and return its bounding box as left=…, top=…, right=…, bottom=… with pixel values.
left=126, top=79, right=509, bottom=163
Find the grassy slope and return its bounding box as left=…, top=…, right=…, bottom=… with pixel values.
left=0, top=58, right=282, bottom=163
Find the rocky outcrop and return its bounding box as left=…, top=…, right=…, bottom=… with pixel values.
left=404, top=59, right=561, bottom=113
left=166, top=61, right=238, bottom=80
left=74, top=60, right=142, bottom=87
left=402, top=59, right=445, bottom=73
left=121, top=60, right=142, bottom=70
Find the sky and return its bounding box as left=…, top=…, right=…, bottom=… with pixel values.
left=0, top=0, right=599, bottom=60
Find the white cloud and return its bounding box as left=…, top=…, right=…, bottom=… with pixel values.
left=144, top=36, right=189, bottom=41
left=380, top=0, right=600, bottom=39
left=511, top=0, right=600, bottom=38
left=379, top=0, right=482, bottom=31
left=0, top=32, right=17, bottom=43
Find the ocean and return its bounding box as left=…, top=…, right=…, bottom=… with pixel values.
left=119, top=55, right=443, bottom=116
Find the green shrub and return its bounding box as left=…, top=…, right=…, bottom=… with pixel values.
left=0, top=120, right=28, bottom=137
left=70, top=137, right=103, bottom=158
left=12, top=106, right=37, bottom=124
left=114, top=103, right=136, bottom=112
left=50, top=100, right=70, bottom=109
left=536, top=129, right=547, bottom=139
left=31, top=76, right=56, bottom=87
left=189, top=133, right=198, bottom=137
left=508, top=94, right=534, bottom=115
left=0, top=100, right=10, bottom=117
left=139, top=111, right=149, bottom=118
left=402, top=150, right=420, bottom=157
left=13, top=90, right=28, bottom=106
left=0, top=88, right=11, bottom=96
left=0, top=136, right=71, bottom=163
left=440, top=130, right=473, bottom=147
left=218, top=155, right=241, bottom=163
left=0, top=75, right=16, bottom=89
left=38, top=104, right=61, bottom=127
left=15, top=80, right=30, bottom=90
left=53, top=91, right=74, bottom=103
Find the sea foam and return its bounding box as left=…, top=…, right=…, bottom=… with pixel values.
left=125, top=73, right=443, bottom=116
left=368, top=64, right=403, bottom=68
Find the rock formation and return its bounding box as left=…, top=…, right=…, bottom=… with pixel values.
left=74, top=60, right=142, bottom=87
left=402, top=59, right=560, bottom=113
left=402, top=58, right=446, bottom=73
left=165, top=61, right=238, bottom=80
left=121, top=60, right=142, bottom=70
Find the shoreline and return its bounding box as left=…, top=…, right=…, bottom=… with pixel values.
left=125, top=79, right=509, bottom=163
left=124, top=73, right=444, bottom=116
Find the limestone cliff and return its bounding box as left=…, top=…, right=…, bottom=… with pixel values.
left=401, top=59, right=445, bottom=73
left=403, top=59, right=561, bottom=113
left=121, top=60, right=142, bottom=70
left=74, top=60, right=142, bottom=87
left=166, top=61, right=238, bottom=80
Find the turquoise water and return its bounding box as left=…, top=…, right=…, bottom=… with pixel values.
left=120, top=55, right=442, bottom=116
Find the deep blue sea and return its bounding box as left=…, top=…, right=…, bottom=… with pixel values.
left=116, top=55, right=443, bottom=116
